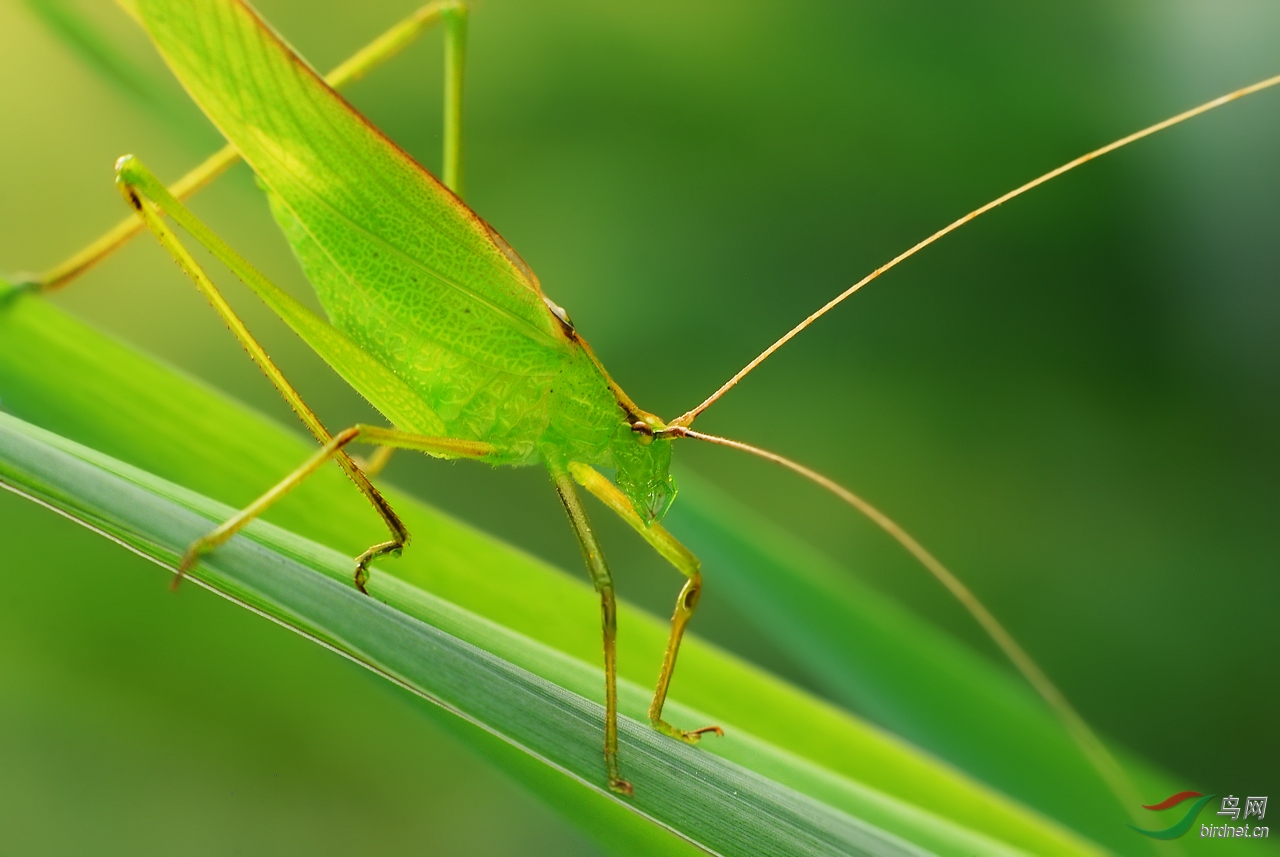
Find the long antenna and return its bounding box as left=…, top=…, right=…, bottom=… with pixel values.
left=670, top=425, right=1147, bottom=822
left=673, top=72, right=1280, bottom=428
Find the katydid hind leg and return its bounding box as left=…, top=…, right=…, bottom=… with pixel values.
left=568, top=463, right=722, bottom=744
left=178, top=424, right=494, bottom=590
left=115, top=157, right=413, bottom=586
left=550, top=465, right=633, bottom=797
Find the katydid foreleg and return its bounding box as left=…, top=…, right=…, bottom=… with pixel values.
left=568, top=462, right=723, bottom=744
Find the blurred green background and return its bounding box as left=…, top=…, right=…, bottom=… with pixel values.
left=1, top=0, right=1277, bottom=853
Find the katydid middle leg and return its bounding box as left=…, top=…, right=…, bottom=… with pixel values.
left=568, top=463, right=723, bottom=744
left=549, top=462, right=634, bottom=797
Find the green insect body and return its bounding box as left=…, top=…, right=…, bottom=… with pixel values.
left=137, top=0, right=675, bottom=518
left=119, top=0, right=688, bottom=794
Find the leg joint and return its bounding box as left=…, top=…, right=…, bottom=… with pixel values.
left=680, top=577, right=702, bottom=613
left=332, top=425, right=363, bottom=446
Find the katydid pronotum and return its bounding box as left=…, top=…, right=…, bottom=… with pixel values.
left=9, top=0, right=1278, bottom=800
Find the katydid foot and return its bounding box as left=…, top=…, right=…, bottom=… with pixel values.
left=653, top=718, right=724, bottom=745
left=173, top=537, right=215, bottom=591
left=353, top=539, right=404, bottom=594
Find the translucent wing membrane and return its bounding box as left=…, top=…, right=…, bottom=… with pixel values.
left=133, top=0, right=573, bottom=447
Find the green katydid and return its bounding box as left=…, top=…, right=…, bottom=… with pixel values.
left=14, top=0, right=1280, bottom=801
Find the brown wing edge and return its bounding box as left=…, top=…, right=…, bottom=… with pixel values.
left=147, top=0, right=561, bottom=335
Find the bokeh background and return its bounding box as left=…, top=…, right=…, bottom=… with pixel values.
left=1, top=0, right=1277, bottom=853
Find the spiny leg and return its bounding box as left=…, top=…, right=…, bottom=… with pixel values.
left=181, top=425, right=493, bottom=590
left=117, top=158, right=418, bottom=589
left=549, top=463, right=633, bottom=797
left=568, top=462, right=722, bottom=745
left=29, top=0, right=469, bottom=294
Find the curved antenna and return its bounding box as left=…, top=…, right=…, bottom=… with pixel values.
left=673, top=72, right=1280, bottom=428
left=669, top=425, right=1145, bottom=819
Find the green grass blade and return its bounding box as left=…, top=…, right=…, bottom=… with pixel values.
left=0, top=411, right=946, bottom=857
left=0, top=294, right=1104, bottom=856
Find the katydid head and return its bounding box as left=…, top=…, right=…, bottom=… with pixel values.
left=612, top=417, right=677, bottom=525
